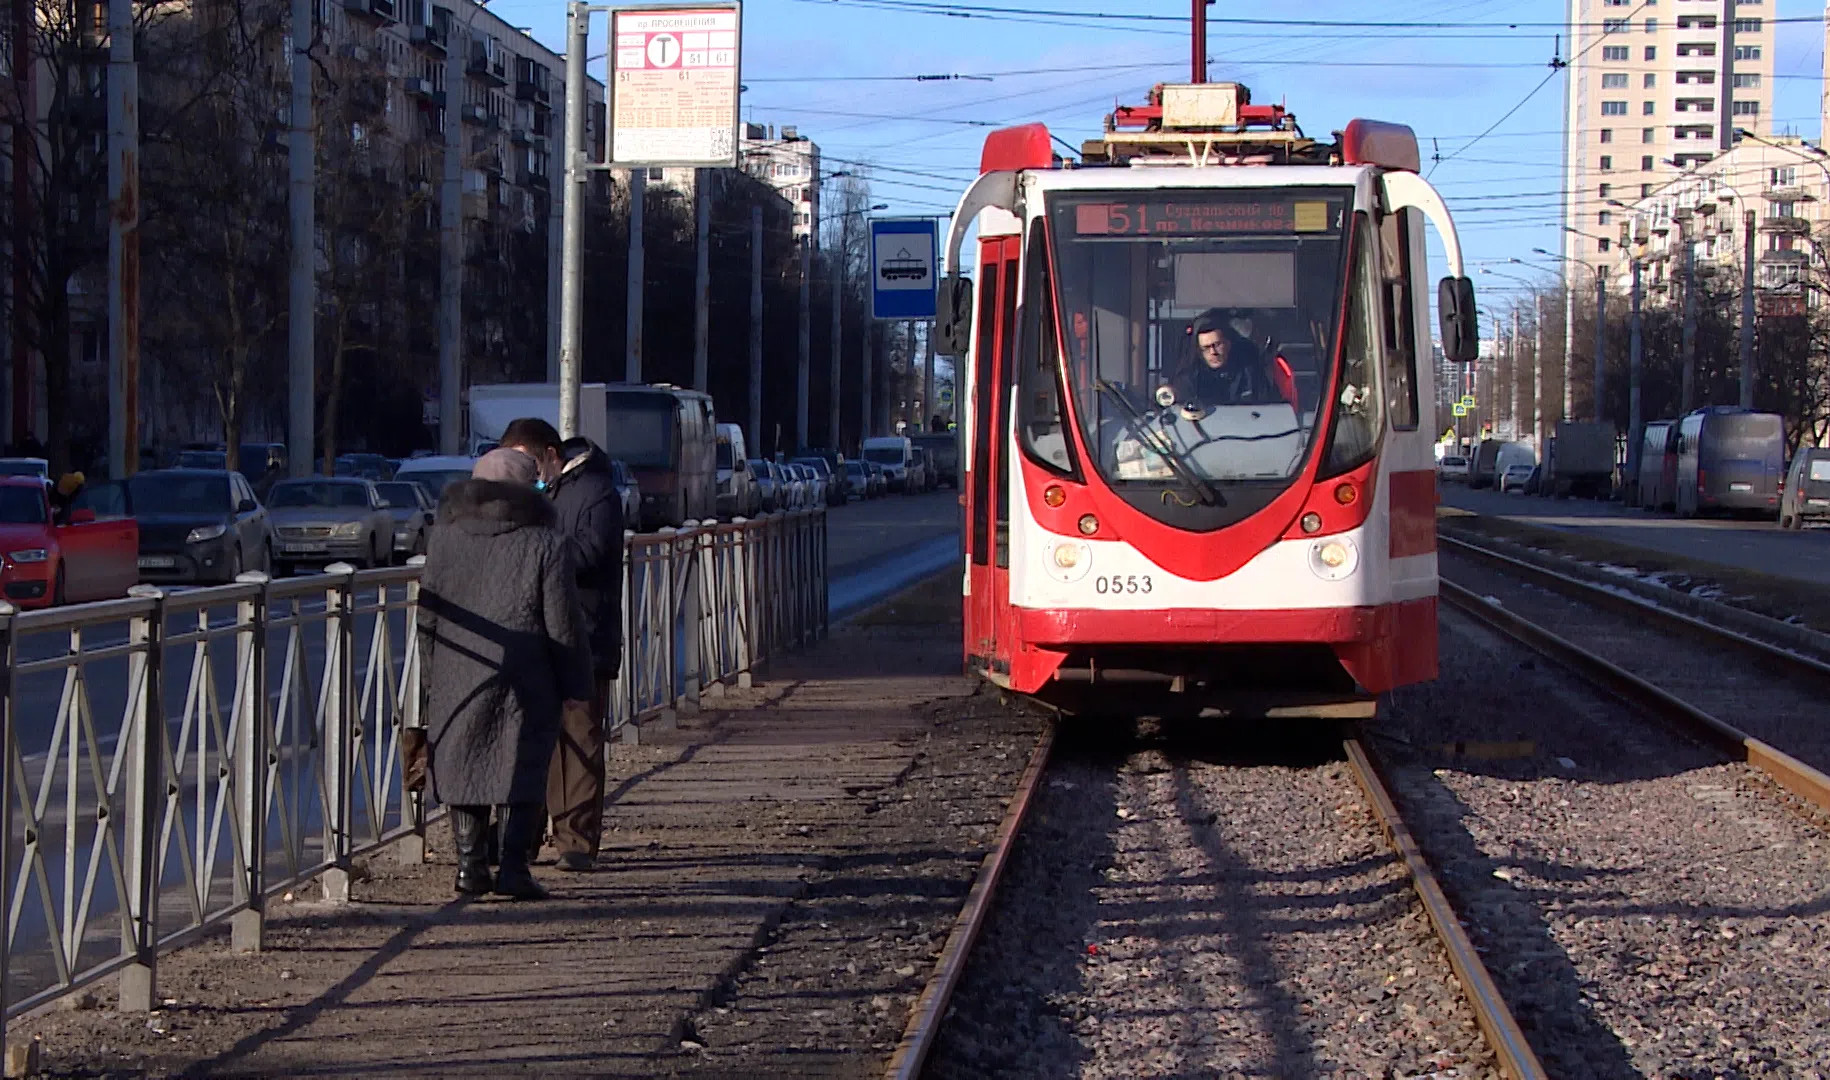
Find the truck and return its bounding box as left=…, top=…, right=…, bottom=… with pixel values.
left=1543, top=421, right=1616, bottom=499
left=467, top=383, right=609, bottom=457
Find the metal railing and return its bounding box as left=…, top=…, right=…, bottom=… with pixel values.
left=0, top=509, right=826, bottom=1030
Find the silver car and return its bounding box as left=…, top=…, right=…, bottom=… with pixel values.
left=374, top=480, right=436, bottom=561
left=267, top=478, right=393, bottom=574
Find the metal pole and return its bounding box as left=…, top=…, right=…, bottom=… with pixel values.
left=1628, top=259, right=1644, bottom=484
left=1190, top=0, right=1206, bottom=83
left=558, top=2, right=587, bottom=439
left=859, top=310, right=872, bottom=445
left=692, top=170, right=710, bottom=392
left=438, top=16, right=464, bottom=455
left=107, top=0, right=140, bottom=479
left=546, top=56, right=567, bottom=383
left=1593, top=266, right=1607, bottom=423
left=9, top=0, right=31, bottom=449
left=1509, top=309, right=1521, bottom=434
left=828, top=223, right=842, bottom=450
left=748, top=205, right=762, bottom=452
left=1739, top=207, right=1756, bottom=409
left=1560, top=270, right=1574, bottom=425
left=922, top=320, right=935, bottom=432
left=922, top=316, right=936, bottom=432
left=796, top=237, right=810, bottom=450
left=1680, top=224, right=1697, bottom=413
left=1531, top=291, right=1544, bottom=451
left=625, top=169, right=644, bottom=383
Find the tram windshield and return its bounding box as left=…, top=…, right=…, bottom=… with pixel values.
left=1044, top=188, right=1355, bottom=496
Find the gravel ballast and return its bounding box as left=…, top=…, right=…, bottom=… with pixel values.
left=1377, top=594, right=1830, bottom=1078
left=926, top=725, right=1499, bottom=1078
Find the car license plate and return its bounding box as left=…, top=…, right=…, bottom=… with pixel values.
left=286, top=542, right=328, bottom=555
left=1809, top=498, right=1828, bottom=507
left=138, top=555, right=175, bottom=569
left=1730, top=482, right=1753, bottom=492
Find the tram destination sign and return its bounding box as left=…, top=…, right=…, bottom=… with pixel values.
left=1072, top=198, right=1335, bottom=237
left=609, top=3, right=742, bottom=167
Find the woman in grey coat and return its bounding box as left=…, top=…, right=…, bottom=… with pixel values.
left=417, top=448, right=594, bottom=900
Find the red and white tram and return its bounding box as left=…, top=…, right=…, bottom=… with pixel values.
left=937, top=81, right=1479, bottom=714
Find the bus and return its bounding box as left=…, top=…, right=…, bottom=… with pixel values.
left=604, top=384, right=717, bottom=530
left=1673, top=407, right=1785, bottom=517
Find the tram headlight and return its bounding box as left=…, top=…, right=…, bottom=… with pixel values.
left=1078, top=514, right=1099, bottom=536
left=1300, top=511, right=1323, bottom=534
left=1045, top=540, right=1092, bottom=583
left=1308, top=536, right=1359, bottom=582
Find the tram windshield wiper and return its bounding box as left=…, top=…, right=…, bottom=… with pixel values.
left=1094, top=379, right=1222, bottom=507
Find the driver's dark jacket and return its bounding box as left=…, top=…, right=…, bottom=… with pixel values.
left=1173, top=358, right=1282, bottom=407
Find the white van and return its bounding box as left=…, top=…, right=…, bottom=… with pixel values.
left=715, top=424, right=759, bottom=519
left=861, top=436, right=914, bottom=492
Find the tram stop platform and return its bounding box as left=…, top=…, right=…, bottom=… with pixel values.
left=8, top=573, right=1045, bottom=1078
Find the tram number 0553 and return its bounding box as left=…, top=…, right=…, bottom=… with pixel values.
left=1094, top=574, right=1153, bottom=595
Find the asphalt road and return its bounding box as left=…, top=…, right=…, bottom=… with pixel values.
left=1441, top=485, right=1830, bottom=586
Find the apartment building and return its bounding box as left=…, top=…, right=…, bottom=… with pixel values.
left=1609, top=138, right=1829, bottom=306
left=740, top=123, right=821, bottom=242
left=1561, top=0, right=1775, bottom=272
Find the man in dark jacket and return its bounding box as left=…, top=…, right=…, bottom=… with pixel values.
left=501, top=417, right=625, bottom=873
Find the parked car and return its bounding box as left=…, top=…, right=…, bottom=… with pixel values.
left=374, top=480, right=436, bottom=561
left=1499, top=464, right=1535, bottom=494
left=0, top=477, right=139, bottom=607
left=844, top=460, right=872, bottom=500
left=793, top=456, right=844, bottom=506
left=861, top=436, right=914, bottom=491
left=780, top=465, right=807, bottom=510
left=1779, top=446, right=1830, bottom=529
left=609, top=459, right=642, bottom=531
left=128, top=469, right=273, bottom=584
left=334, top=453, right=396, bottom=481
left=266, top=477, right=393, bottom=574
left=394, top=455, right=478, bottom=501
left=1437, top=454, right=1471, bottom=482
left=716, top=424, right=761, bottom=519
left=0, top=457, right=50, bottom=480
left=749, top=459, right=780, bottom=513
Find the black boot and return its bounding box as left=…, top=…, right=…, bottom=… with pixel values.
left=451, top=806, right=494, bottom=896
left=493, top=803, right=549, bottom=900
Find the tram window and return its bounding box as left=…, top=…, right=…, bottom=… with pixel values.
left=1379, top=209, right=1420, bottom=431
left=994, top=259, right=1019, bottom=568
left=1018, top=223, right=1076, bottom=476
left=1321, top=214, right=1384, bottom=477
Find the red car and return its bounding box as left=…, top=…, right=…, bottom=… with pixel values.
left=0, top=477, right=139, bottom=608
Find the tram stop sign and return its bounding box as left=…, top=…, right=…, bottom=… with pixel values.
left=1452, top=404, right=1468, bottom=417
left=871, top=218, right=938, bottom=319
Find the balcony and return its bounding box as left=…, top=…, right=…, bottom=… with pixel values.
left=404, top=77, right=445, bottom=108
left=467, top=40, right=508, bottom=86
left=510, top=127, right=530, bottom=146
left=514, top=70, right=551, bottom=108
left=410, top=6, right=450, bottom=51
left=342, top=0, right=397, bottom=23
left=460, top=103, right=490, bottom=126
left=1765, top=186, right=1813, bottom=203
left=1759, top=248, right=1808, bottom=265
left=1760, top=216, right=1811, bottom=235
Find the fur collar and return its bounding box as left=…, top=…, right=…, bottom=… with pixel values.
left=437, top=479, right=556, bottom=535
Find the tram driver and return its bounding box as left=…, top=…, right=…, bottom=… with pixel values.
left=1168, top=309, right=1298, bottom=412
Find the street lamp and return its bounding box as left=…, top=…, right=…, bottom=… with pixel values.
left=1532, top=246, right=1608, bottom=424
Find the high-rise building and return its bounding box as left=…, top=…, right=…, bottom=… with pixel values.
left=740, top=124, right=821, bottom=242
left=1561, top=0, right=1774, bottom=272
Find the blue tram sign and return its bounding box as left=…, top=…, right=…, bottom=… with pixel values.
left=870, top=218, right=938, bottom=320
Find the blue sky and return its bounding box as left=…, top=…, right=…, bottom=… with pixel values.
left=490, top=0, right=1827, bottom=287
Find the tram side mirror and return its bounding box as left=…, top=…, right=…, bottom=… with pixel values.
left=935, top=275, right=973, bottom=356
left=1437, top=276, right=1479, bottom=363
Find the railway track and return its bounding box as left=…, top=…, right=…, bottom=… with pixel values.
left=1438, top=532, right=1830, bottom=819
left=887, top=718, right=1547, bottom=1079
